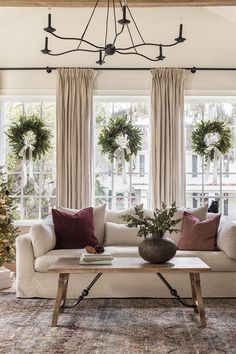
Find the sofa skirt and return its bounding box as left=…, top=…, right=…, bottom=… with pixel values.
left=16, top=271, right=236, bottom=298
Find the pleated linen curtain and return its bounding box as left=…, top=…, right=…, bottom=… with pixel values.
left=151, top=68, right=186, bottom=209
left=56, top=68, right=96, bottom=209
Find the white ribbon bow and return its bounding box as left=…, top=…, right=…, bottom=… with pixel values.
left=19, top=131, right=36, bottom=187
left=204, top=132, right=222, bottom=184
left=113, top=134, right=131, bottom=184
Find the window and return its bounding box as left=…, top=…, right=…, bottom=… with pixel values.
left=185, top=97, right=236, bottom=220
left=93, top=96, right=150, bottom=210
left=0, top=97, right=56, bottom=220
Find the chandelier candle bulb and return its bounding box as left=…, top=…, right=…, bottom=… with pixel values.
left=44, top=13, right=56, bottom=33
left=175, top=24, right=186, bottom=43
left=157, top=45, right=165, bottom=60
left=41, top=37, right=51, bottom=54
left=118, top=5, right=130, bottom=25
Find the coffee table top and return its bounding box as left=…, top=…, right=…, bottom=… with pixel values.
left=48, top=257, right=211, bottom=274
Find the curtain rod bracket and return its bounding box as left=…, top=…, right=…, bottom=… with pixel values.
left=46, top=67, right=52, bottom=73
left=191, top=67, right=197, bottom=74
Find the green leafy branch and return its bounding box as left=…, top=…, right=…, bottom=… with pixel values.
left=122, top=202, right=181, bottom=238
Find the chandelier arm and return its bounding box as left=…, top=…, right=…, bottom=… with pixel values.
left=112, top=0, right=118, bottom=36
left=50, top=32, right=104, bottom=50
left=77, top=0, right=100, bottom=50
left=112, top=24, right=125, bottom=46
left=104, top=0, right=110, bottom=47
left=126, top=4, right=145, bottom=44
left=127, top=25, right=137, bottom=53
left=46, top=48, right=102, bottom=56
left=116, top=50, right=161, bottom=62
left=116, top=41, right=180, bottom=51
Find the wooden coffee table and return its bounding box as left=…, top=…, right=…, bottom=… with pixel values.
left=48, top=257, right=211, bottom=327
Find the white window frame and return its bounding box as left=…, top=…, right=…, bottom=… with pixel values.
left=0, top=95, right=56, bottom=223
left=185, top=95, right=236, bottom=218
left=93, top=95, right=151, bottom=210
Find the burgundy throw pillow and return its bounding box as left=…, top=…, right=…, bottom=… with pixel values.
left=52, top=207, right=99, bottom=249
left=178, top=211, right=221, bottom=251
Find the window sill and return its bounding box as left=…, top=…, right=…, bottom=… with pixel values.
left=14, top=220, right=42, bottom=227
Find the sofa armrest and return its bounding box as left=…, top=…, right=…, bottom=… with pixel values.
left=16, top=233, right=35, bottom=297
left=217, top=221, right=236, bottom=260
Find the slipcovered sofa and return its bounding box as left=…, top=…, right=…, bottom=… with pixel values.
left=16, top=205, right=236, bottom=298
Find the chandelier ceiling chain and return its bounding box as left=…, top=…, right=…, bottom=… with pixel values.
left=41, top=0, right=186, bottom=65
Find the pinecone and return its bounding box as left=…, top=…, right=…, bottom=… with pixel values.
left=85, top=246, right=97, bottom=254
left=95, top=245, right=105, bottom=254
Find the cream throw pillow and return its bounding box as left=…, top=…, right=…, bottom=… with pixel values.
left=217, top=220, right=236, bottom=260
left=30, top=224, right=56, bottom=257
left=59, top=204, right=106, bottom=244
left=106, top=205, right=143, bottom=224
left=105, top=222, right=141, bottom=246
left=165, top=205, right=208, bottom=245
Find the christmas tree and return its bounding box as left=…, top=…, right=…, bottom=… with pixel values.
left=0, top=167, right=18, bottom=267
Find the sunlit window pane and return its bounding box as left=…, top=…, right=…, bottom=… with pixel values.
left=94, top=97, right=150, bottom=210
left=185, top=97, right=236, bottom=220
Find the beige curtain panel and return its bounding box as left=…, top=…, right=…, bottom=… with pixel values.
left=151, top=68, right=186, bottom=209
left=56, top=68, right=96, bottom=209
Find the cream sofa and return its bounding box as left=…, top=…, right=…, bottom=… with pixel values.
left=16, top=206, right=236, bottom=298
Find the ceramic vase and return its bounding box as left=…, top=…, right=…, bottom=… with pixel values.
left=138, top=232, right=177, bottom=264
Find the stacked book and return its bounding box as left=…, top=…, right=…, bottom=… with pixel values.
left=80, top=253, right=113, bottom=265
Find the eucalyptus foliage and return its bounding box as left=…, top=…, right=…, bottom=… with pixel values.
left=98, top=116, right=142, bottom=162
left=6, top=115, right=52, bottom=161
left=191, top=119, right=232, bottom=161
left=122, top=202, right=181, bottom=238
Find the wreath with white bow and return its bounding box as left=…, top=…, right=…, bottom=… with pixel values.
left=192, top=119, right=231, bottom=160
left=6, top=115, right=51, bottom=186
left=98, top=116, right=142, bottom=183
left=98, top=116, right=142, bottom=162
left=191, top=119, right=232, bottom=183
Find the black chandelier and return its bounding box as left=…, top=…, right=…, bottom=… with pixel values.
left=41, top=0, right=186, bottom=65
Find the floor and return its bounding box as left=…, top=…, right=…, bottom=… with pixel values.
left=0, top=292, right=235, bottom=354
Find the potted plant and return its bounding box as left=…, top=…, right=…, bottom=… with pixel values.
left=122, top=202, right=181, bottom=264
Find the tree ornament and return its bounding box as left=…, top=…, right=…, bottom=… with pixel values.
left=6, top=115, right=52, bottom=187
left=192, top=119, right=232, bottom=184
left=98, top=116, right=142, bottom=183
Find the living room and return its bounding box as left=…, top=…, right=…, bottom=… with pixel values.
left=0, top=0, right=236, bottom=353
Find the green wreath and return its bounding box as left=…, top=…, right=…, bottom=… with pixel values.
left=6, top=115, right=52, bottom=160
left=98, top=116, right=142, bottom=162
left=192, top=119, right=232, bottom=161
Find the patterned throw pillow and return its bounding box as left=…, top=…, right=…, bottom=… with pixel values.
left=52, top=208, right=99, bottom=249
left=178, top=211, right=221, bottom=251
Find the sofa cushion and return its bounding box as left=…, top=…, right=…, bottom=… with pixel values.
left=34, top=246, right=236, bottom=273
left=106, top=205, right=144, bottom=224
left=59, top=204, right=106, bottom=244
left=217, top=220, right=236, bottom=260
left=178, top=212, right=220, bottom=251
left=30, top=224, right=56, bottom=257
left=105, top=222, right=141, bottom=246
left=52, top=208, right=99, bottom=249
left=35, top=249, right=84, bottom=272
left=166, top=205, right=208, bottom=245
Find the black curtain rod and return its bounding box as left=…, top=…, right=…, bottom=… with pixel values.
left=0, top=66, right=236, bottom=73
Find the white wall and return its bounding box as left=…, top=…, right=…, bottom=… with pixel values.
left=0, top=6, right=236, bottom=92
